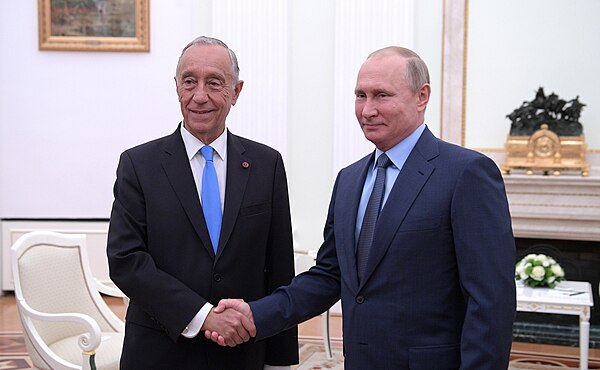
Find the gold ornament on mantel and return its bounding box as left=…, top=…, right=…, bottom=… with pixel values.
left=501, top=87, right=590, bottom=176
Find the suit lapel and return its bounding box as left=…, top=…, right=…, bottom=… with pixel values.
left=360, top=128, right=439, bottom=287
left=161, top=125, right=214, bottom=257
left=217, top=131, right=250, bottom=260
left=337, top=154, right=373, bottom=291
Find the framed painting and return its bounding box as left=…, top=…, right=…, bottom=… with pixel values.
left=38, top=0, right=150, bottom=52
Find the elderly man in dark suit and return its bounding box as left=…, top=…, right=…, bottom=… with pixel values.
left=211, top=46, right=516, bottom=370
left=107, top=36, right=298, bottom=370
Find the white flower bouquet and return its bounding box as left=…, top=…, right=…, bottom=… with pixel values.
left=515, top=254, right=565, bottom=288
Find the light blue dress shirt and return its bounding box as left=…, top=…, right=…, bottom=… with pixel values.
left=354, top=123, right=426, bottom=247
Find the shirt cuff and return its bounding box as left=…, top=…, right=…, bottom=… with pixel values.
left=264, top=366, right=291, bottom=370
left=181, top=302, right=213, bottom=338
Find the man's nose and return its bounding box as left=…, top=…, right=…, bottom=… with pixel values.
left=361, top=99, right=378, bottom=118
left=192, top=85, right=210, bottom=103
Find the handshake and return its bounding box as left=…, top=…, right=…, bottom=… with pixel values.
left=202, top=299, right=255, bottom=347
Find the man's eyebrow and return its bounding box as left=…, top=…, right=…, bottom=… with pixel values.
left=179, top=70, right=194, bottom=79
left=206, top=72, right=226, bottom=82
left=178, top=71, right=227, bottom=81
left=372, top=88, right=391, bottom=95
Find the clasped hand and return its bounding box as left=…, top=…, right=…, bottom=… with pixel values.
left=202, top=299, right=254, bottom=347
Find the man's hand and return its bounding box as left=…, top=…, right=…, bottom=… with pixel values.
left=204, top=299, right=255, bottom=346
left=201, top=300, right=256, bottom=347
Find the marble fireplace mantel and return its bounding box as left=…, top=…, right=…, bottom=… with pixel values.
left=503, top=173, right=600, bottom=242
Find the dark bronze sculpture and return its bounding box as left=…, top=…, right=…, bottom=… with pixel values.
left=506, top=87, right=585, bottom=136
left=502, top=87, right=589, bottom=176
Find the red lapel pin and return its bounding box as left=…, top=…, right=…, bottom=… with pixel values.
left=241, top=161, right=250, bottom=169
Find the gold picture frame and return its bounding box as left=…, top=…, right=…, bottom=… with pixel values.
left=38, top=0, right=150, bottom=52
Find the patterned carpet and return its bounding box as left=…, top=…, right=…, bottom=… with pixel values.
left=0, top=332, right=591, bottom=370
left=0, top=331, right=343, bottom=370
left=294, top=343, right=343, bottom=369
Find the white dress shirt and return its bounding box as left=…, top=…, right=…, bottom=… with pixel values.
left=179, top=124, right=290, bottom=370
left=180, top=124, right=227, bottom=338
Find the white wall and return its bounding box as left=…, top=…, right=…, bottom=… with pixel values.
left=414, top=0, right=443, bottom=139
left=286, top=0, right=336, bottom=251
left=0, top=1, right=443, bottom=252
left=465, top=0, right=600, bottom=151
left=0, top=0, right=213, bottom=218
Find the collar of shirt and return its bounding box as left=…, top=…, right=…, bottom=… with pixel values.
left=355, top=123, right=427, bottom=246
left=180, top=123, right=227, bottom=211
left=180, top=123, right=228, bottom=163
left=372, top=123, right=426, bottom=172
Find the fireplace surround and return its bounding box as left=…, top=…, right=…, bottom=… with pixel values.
left=503, top=173, right=600, bottom=348
left=514, top=237, right=600, bottom=348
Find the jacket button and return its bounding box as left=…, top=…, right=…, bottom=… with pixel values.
left=356, top=295, right=365, bottom=304
left=213, top=274, right=222, bottom=282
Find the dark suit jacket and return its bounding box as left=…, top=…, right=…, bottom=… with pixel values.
left=107, top=126, right=298, bottom=370
left=250, top=127, right=516, bottom=370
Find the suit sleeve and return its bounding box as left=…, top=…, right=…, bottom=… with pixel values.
left=451, top=155, right=516, bottom=370
left=107, top=151, right=207, bottom=342
left=263, top=153, right=299, bottom=365
left=251, top=171, right=342, bottom=342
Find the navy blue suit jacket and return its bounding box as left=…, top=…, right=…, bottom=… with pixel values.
left=250, top=127, right=516, bottom=369
left=107, top=126, right=298, bottom=369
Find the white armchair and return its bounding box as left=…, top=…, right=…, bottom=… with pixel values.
left=294, top=249, right=334, bottom=359
left=10, top=231, right=125, bottom=370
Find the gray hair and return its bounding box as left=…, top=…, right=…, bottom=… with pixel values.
left=175, top=36, right=240, bottom=84
left=368, top=46, right=430, bottom=92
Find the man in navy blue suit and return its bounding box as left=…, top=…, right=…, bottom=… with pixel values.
left=210, top=46, right=516, bottom=370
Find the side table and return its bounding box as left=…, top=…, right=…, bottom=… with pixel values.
left=516, top=280, right=594, bottom=370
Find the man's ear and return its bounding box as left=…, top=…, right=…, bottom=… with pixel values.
left=416, top=83, right=431, bottom=112
left=231, top=80, right=244, bottom=106
left=174, top=76, right=182, bottom=101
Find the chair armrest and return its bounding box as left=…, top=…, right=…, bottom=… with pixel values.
left=293, top=249, right=319, bottom=275
left=95, top=278, right=130, bottom=307
left=16, top=297, right=102, bottom=352
left=94, top=279, right=126, bottom=298
left=292, top=249, right=318, bottom=258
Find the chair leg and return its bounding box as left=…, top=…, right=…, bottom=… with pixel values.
left=322, top=310, right=333, bottom=359
left=82, top=351, right=97, bottom=370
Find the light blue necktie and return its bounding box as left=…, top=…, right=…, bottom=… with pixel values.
left=200, top=146, right=221, bottom=254
left=356, top=153, right=392, bottom=282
